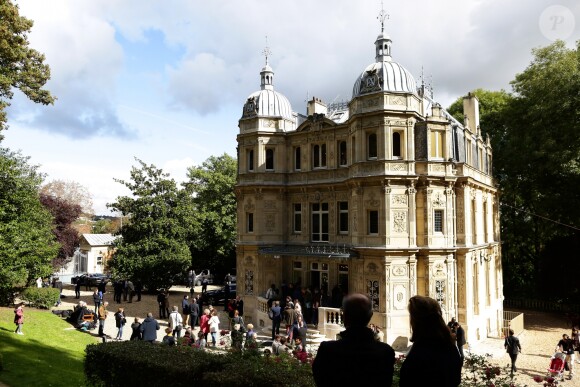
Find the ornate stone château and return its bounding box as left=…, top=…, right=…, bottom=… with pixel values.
left=235, top=22, right=503, bottom=347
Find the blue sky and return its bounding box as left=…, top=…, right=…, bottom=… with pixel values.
left=3, top=0, right=579, bottom=214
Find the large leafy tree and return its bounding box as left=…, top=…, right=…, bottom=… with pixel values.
left=39, top=193, right=82, bottom=270
left=447, top=41, right=580, bottom=300
left=108, top=159, right=192, bottom=291
left=0, top=0, right=55, bottom=139
left=499, top=40, right=580, bottom=300
left=0, top=148, right=59, bottom=305
left=186, top=154, right=237, bottom=272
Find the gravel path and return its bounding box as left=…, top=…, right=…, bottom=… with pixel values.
left=468, top=309, right=578, bottom=386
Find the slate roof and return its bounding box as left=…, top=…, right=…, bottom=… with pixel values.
left=82, top=234, right=116, bottom=246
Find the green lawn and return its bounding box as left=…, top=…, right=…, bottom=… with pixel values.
left=0, top=307, right=98, bottom=387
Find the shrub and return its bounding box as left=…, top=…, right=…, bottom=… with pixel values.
left=20, top=287, right=60, bottom=309
left=0, top=352, right=4, bottom=371
left=85, top=341, right=315, bottom=387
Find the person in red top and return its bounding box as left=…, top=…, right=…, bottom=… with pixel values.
left=14, top=303, right=25, bottom=335
left=200, top=308, right=210, bottom=341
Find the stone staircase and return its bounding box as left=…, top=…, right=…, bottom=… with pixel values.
left=257, top=324, right=329, bottom=351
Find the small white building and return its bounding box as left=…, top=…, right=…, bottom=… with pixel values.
left=78, top=234, right=116, bottom=274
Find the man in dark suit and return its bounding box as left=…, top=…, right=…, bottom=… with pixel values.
left=453, top=321, right=466, bottom=364
left=312, top=293, right=395, bottom=386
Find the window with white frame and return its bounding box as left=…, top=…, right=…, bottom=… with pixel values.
left=338, top=201, right=349, bottom=234
left=293, top=203, right=302, bottom=233
left=430, top=130, right=443, bottom=159
left=313, top=144, right=327, bottom=168
left=434, top=209, right=444, bottom=233
left=311, top=203, right=329, bottom=242
left=294, top=147, right=301, bottom=171
left=338, top=141, right=347, bottom=166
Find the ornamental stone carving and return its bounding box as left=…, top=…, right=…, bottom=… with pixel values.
left=393, top=284, right=407, bottom=310
left=365, top=194, right=380, bottom=208
left=367, top=262, right=378, bottom=274
left=363, top=98, right=380, bottom=108
left=391, top=96, right=406, bottom=106
left=264, top=200, right=276, bottom=210
left=244, top=200, right=255, bottom=212
left=390, top=163, right=407, bottom=171
left=392, top=195, right=408, bottom=206
left=392, top=265, right=407, bottom=276
left=432, top=193, right=445, bottom=207
left=265, top=214, right=275, bottom=231
left=393, top=211, right=407, bottom=233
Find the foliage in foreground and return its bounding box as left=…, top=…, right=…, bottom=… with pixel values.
left=0, top=148, right=59, bottom=306
left=85, top=341, right=315, bottom=387
left=0, top=307, right=97, bottom=387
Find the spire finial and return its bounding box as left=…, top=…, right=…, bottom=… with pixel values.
left=377, top=0, right=389, bottom=33
left=262, top=35, right=272, bottom=66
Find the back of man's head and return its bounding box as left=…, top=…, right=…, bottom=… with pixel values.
left=343, top=294, right=373, bottom=328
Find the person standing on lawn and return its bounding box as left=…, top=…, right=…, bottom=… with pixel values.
left=14, top=303, right=25, bottom=335
left=98, top=301, right=109, bottom=337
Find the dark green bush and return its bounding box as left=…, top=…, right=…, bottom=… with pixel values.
left=20, top=287, right=60, bottom=309
left=85, top=341, right=315, bottom=387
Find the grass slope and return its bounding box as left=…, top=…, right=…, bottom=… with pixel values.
left=0, top=307, right=98, bottom=387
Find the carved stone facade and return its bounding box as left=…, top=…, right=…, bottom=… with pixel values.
left=235, top=29, right=502, bottom=348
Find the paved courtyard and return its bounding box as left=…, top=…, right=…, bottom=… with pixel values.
left=57, top=285, right=579, bottom=385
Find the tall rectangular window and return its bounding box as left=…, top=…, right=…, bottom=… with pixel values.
left=338, top=201, right=349, bottom=234
left=247, top=213, right=254, bottom=233
left=265, top=148, right=274, bottom=170
left=313, top=144, right=327, bottom=168
left=434, top=209, right=443, bottom=233
left=430, top=131, right=443, bottom=159
left=311, top=203, right=329, bottom=242
left=368, top=210, right=379, bottom=234
left=293, top=203, right=302, bottom=233
left=338, top=141, right=347, bottom=166
left=368, top=133, right=378, bottom=159
left=351, top=137, right=356, bottom=164
left=294, top=147, right=301, bottom=171
left=392, top=131, right=402, bottom=158
left=247, top=149, right=254, bottom=171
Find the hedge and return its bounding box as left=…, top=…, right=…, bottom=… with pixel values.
left=20, top=287, right=60, bottom=309
left=84, top=341, right=315, bottom=387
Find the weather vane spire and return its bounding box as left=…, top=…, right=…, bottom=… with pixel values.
left=262, top=35, right=272, bottom=66
left=377, top=0, right=389, bottom=33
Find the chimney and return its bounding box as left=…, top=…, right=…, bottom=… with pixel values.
left=463, top=92, right=480, bottom=133
left=307, top=97, right=327, bottom=117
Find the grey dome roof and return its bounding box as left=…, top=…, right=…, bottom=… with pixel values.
left=352, top=61, right=417, bottom=97
left=241, top=61, right=293, bottom=120
left=352, top=32, right=417, bottom=97
left=243, top=89, right=293, bottom=120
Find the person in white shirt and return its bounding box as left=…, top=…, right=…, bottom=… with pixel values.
left=169, top=305, right=183, bottom=338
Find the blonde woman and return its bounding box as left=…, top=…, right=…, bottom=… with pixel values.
left=208, top=309, right=220, bottom=347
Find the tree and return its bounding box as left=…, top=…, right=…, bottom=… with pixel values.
left=185, top=154, right=237, bottom=272
left=92, top=217, right=121, bottom=234
left=498, top=40, right=580, bottom=300
left=0, top=147, right=59, bottom=305
left=40, top=180, right=94, bottom=216
left=107, top=159, right=192, bottom=290
left=0, top=0, right=56, bottom=139
left=39, top=193, right=81, bottom=270
left=447, top=41, right=580, bottom=300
